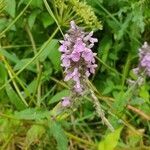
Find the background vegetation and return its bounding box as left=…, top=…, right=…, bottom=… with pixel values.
left=0, top=0, right=149, bottom=149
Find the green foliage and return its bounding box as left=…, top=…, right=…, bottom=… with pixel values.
left=14, top=108, right=49, bottom=120
left=0, top=0, right=149, bottom=149
left=5, top=0, right=16, bottom=17
left=98, top=127, right=122, bottom=150
left=0, top=62, right=7, bottom=84
left=71, top=0, right=102, bottom=30
left=49, top=89, right=70, bottom=104
left=49, top=0, right=102, bottom=30
left=49, top=122, right=68, bottom=150
left=25, top=124, right=46, bottom=148
left=6, top=84, right=27, bottom=110
left=0, top=0, right=5, bottom=14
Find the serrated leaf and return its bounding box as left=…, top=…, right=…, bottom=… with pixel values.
left=98, top=127, right=122, bottom=150
left=14, top=108, right=49, bottom=120
left=49, top=122, right=68, bottom=150
left=49, top=90, right=70, bottom=104
left=139, top=85, right=149, bottom=101
left=116, top=14, right=131, bottom=40
left=98, top=35, right=112, bottom=63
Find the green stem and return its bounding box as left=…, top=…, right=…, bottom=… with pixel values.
left=1, top=134, right=14, bottom=150
left=35, top=66, right=42, bottom=106
left=2, top=44, right=37, bottom=49
left=121, top=53, right=132, bottom=89
left=65, top=132, right=96, bottom=147
left=3, top=58, right=28, bottom=106
left=43, top=0, right=64, bottom=36
left=25, top=24, right=42, bottom=106
left=0, top=27, right=59, bottom=91
left=96, top=56, right=122, bottom=76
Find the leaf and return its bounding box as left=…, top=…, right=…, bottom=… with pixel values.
left=0, top=48, right=19, bottom=64
left=98, top=35, right=112, bottom=63
left=39, top=39, right=61, bottom=71
left=14, top=108, right=49, bottom=120
left=0, top=18, right=8, bottom=31
left=102, top=80, right=114, bottom=94
left=14, top=58, right=36, bottom=72
left=106, top=19, right=120, bottom=34
left=40, top=12, right=54, bottom=28
left=0, top=62, right=7, bottom=101
left=31, top=0, right=43, bottom=8
left=26, top=124, right=45, bottom=147
left=49, top=90, right=70, bottom=104
left=98, top=127, right=122, bottom=150
left=47, top=40, right=61, bottom=71
left=25, top=79, right=37, bottom=95
left=116, top=14, right=131, bottom=40
left=0, top=62, right=7, bottom=85
left=28, top=9, right=41, bottom=29
left=132, top=6, right=145, bottom=32
left=113, top=92, right=129, bottom=114
left=129, top=97, right=145, bottom=106
left=5, top=84, right=27, bottom=110
left=5, top=0, right=16, bottom=17
left=18, top=0, right=43, bottom=9
left=39, top=39, right=58, bottom=62
left=49, top=122, right=68, bottom=150
left=139, top=85, right=149, bottom=101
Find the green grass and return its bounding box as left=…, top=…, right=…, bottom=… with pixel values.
left=0, top=0, right=149, bottom=149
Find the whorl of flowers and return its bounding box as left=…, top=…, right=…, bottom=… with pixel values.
left=133, top=42, right=150, bottom=77
left=59, top=21, right=98, bottom=106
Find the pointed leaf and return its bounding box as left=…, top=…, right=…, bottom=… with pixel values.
left=98, top=127, right=122, bottom=150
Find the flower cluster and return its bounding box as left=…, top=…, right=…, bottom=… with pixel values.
left=71, top=0, right=102, bottom=30
left=133, top=42, right=150, bottom=77
left=59, top=21, right=98, bottom=106
left=53, top=0, right=102, bottom=30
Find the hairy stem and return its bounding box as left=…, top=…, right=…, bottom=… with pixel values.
left=90, top=89, right=114, bottom=131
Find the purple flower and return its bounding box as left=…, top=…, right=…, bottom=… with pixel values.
left=71, top=52, right=81, bottom=62
left=64, top=71, right=73, bottom=81
left=82, top=48, right=94, bottom=62
left=88, top=64, right=98, bottom=74
left=132, top=68, right=139, bottom=75
left=141, top=54, right=150, bottom=67
left=61, top=97, right=70, bottom=107
left=73, top=38, right=85, bottom=53
left=59, top=21, right=98, bottom=94
left=135, top=42, right=150, bottom=76
left=61, top=56, right=70, bottom=68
